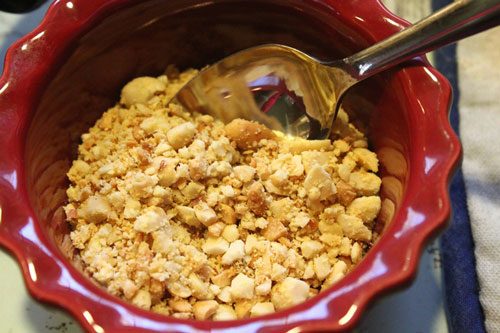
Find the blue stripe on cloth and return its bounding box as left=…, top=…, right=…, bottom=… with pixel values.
left=432, top=0, right=486, bottom=332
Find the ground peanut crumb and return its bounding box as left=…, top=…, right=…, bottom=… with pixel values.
left=64, top=68, right=382, bottom=320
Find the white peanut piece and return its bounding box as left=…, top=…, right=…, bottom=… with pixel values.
left=193, top=300, right=219, bottom=320
left=176, top=205, right=202, bottom=227
left=213, top=304, right=237, bottom=321
left=250, top=302, right=275, bottom=317
left=221, top=240, right=245, bottom=265
left=230, top=273, right=255, bottom=300
left=167, top=122, right=197, bottom=150
left=121, top=77, right=166, bottom=107
left=271, top=277, right=309, bottom=310
left=304, top=165, right=336, bottom=201
left=133, top=207, right=168, bottom=234
left=202, top=237, right=229, bottom=256
left=194, top=202, right=218, bottom=226
left=79, top=195, right=111, bottom=224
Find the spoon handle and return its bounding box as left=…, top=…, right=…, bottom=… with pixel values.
left=344, top=0, right=500, bottom=79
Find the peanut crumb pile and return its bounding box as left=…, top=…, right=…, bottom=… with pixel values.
left=64, top=69, right=382, bottom=320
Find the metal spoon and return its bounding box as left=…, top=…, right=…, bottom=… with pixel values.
left=172, top=0, right=500, bottom=139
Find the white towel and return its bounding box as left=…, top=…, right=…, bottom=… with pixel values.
left=457, top=27, right=500, bottom=333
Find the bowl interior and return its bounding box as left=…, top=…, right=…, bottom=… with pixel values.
left=25, top=0, right=407, bottom=309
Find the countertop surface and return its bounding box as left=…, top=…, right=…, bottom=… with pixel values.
left=0, top=2, right=449, bottom=332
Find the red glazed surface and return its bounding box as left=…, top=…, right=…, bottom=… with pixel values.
left=0, top=0, right=460, bottom=332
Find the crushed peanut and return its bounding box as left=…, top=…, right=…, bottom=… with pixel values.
left=64, top=68, right=382, bottom=320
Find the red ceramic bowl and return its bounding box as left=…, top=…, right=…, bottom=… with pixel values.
left=0, top=0, right=460, bottom=332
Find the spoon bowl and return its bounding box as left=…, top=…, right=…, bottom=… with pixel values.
left=173, top=0, right=499, bottom=139
left=173, top=44, right=354, bottom=139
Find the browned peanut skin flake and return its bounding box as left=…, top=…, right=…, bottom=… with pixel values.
left=64, top=69, right=382, bottom=320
